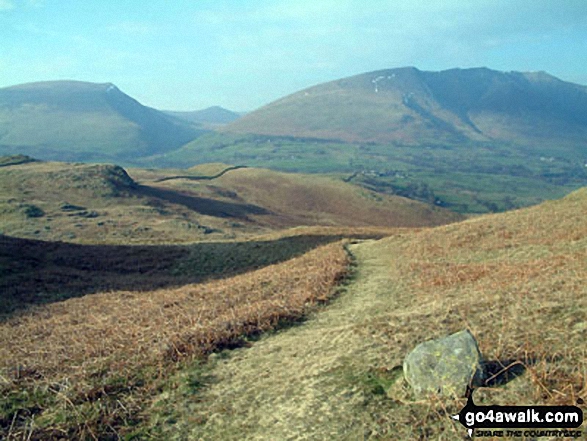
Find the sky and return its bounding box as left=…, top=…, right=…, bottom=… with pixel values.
left=1, top=0, right=586, bottom=111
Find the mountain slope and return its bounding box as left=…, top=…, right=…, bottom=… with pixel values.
left=0, top=157, right=461, bottom=243
left=155, top=186, right=587, bottom=439
left=1, top=179, right=583, bottom=438
left=0, top=81, right=203, bottom=161
left=166, top=106, right=242, bottom=126
left=225, top=67, right=587, bottom=150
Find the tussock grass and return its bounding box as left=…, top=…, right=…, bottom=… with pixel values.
left=159, top=188, right=586, bottom=440
left=0, top=231, right=385, bottom=316
left=0, top=159, right=459, bottom=244
left=345, top=187, right=587, bottom=438
left=0, top=242, right=350, bottom=439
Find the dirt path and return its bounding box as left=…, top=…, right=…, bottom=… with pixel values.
left=160, top=241, right=404, bottom=440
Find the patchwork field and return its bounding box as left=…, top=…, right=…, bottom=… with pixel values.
left=155, top=132, right=587, bottom=214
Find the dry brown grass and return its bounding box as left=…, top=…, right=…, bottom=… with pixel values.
left=209, top=167, right=462, bottom=229
left=0, top=227, right=395, bottom=316
left=352, top=187, right=587, bottom=438
left=1, top=159, right=460, bottom=245
left=159, top=188, right=586, bottom=440
left=0, top=241, right=350, bottom=439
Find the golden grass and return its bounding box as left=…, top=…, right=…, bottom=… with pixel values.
left=210, top=167, right=462, bottom=228
left=158, top=188, right=586, bottom=440
left=1, top=160, right=460, bottom=245
left=350, top=187, right=587, bottom=438
left=0, top=230, right=390, bottom=316
left=0, top=242, right=350, bottom=439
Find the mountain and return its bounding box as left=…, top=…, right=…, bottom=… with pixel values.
left=0, top=81, right=204, bottom=162
left=224, top=67, right=587, bottom=150
left=166, top=106, right=242, bottom=126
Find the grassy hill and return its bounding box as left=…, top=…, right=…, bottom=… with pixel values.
left=0, top=156, right=460, bottom=244
left=1, top=185, right=584, bottom=438
left=153, top=187, right=587, bottom=439
left=225, top=67, right=587, bottom=151
left=2, top=72, right=585, bottom=216
left=0, top=81, right=203, bottom=162
left=134, top=166, right=460, bottom=229
left=0, top=231, right=383, bottom=316
left=159, top=67, right=582, bottom=216
left=0, top=237, right=355, bottom=439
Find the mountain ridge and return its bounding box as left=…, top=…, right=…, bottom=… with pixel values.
left=165, top=106, right=242, bottom=126
left=0, top=80, right=204, bottom=162
left=224, top=66, right=587, bottom=148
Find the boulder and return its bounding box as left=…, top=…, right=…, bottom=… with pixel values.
left=403, top=330, right=484, bottom=398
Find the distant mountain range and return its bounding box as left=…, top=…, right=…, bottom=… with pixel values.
left=225, top=67, right=587, bottom=150
left=0, top=81, right=204, bottom=162
left=165, top=106, right=243, bottom=127
left=162, top=67, right=587, bottom=214
left=1, top=68, right=586, bottom=173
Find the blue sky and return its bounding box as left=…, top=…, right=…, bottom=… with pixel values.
left=1, top=0, right=586, bottom=111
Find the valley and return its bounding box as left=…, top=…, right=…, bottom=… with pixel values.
left=0, top=66, right=586, bottom=440
left=2, top=68, right=587, bottom=215
left=157, top=132, right=586, bottom=213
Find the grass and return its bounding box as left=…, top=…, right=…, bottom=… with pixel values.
left=1, top=229, right=396, bottom=316
left=150, top=187, right=586, bottom=440
left=0, top=81, right=201, bottom=162
left=0, top=158, right=459, bottom=244
left=0, top=241, right=352, bottom=440
left=0, top=155, right=38, bottom=167
left=2, top=155, right=584, bottom=439
left=147, top=132, right=587, bottom=214
left=344, top=188, right=587, bottom=438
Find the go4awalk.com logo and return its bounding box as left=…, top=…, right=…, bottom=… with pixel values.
left=451, top=391, right=583, bottom=438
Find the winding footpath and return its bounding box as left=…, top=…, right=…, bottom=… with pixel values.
left=162, top=240, right=411, bottom=440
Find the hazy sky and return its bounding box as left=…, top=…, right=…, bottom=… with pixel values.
left=1, top=0, right=586, bottom=111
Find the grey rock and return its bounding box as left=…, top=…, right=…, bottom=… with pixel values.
left=403, top=330, right=483, bottom=398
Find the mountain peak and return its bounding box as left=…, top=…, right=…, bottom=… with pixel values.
left=225, top=67, right=587, bottom=146
left=0, top=80, right=202, bottom=161
left=105, top=83, right=119, bottom=93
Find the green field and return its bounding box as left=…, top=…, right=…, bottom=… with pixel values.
left=140, top=132, right=587, bottom=213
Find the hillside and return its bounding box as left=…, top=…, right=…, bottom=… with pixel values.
left=0, top=236, right=354, bottom=439
left=0, top=81, right=203, bottom=162
left=0, top=157, right=460, bottom=244
left=135, top=166, right=461, bottom=229
left=1, top=185, right=584, bottom=438
left=165, top=106, right=242, bottom=127
left=155, top=187, right=587, bottom=439
left=157, top=128, right=587, bottom=214
left=225, top=67, right=587, bottom=152
left=161, top=69, right=587, bottom=216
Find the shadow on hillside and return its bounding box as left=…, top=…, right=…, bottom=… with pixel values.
left=471, top=356, right=547, bottom=393
left=0, top=233, right=351, bottom=318
left=479, top=358, right=530, bottom=387
left=137, top=184, right=270, bottom=219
